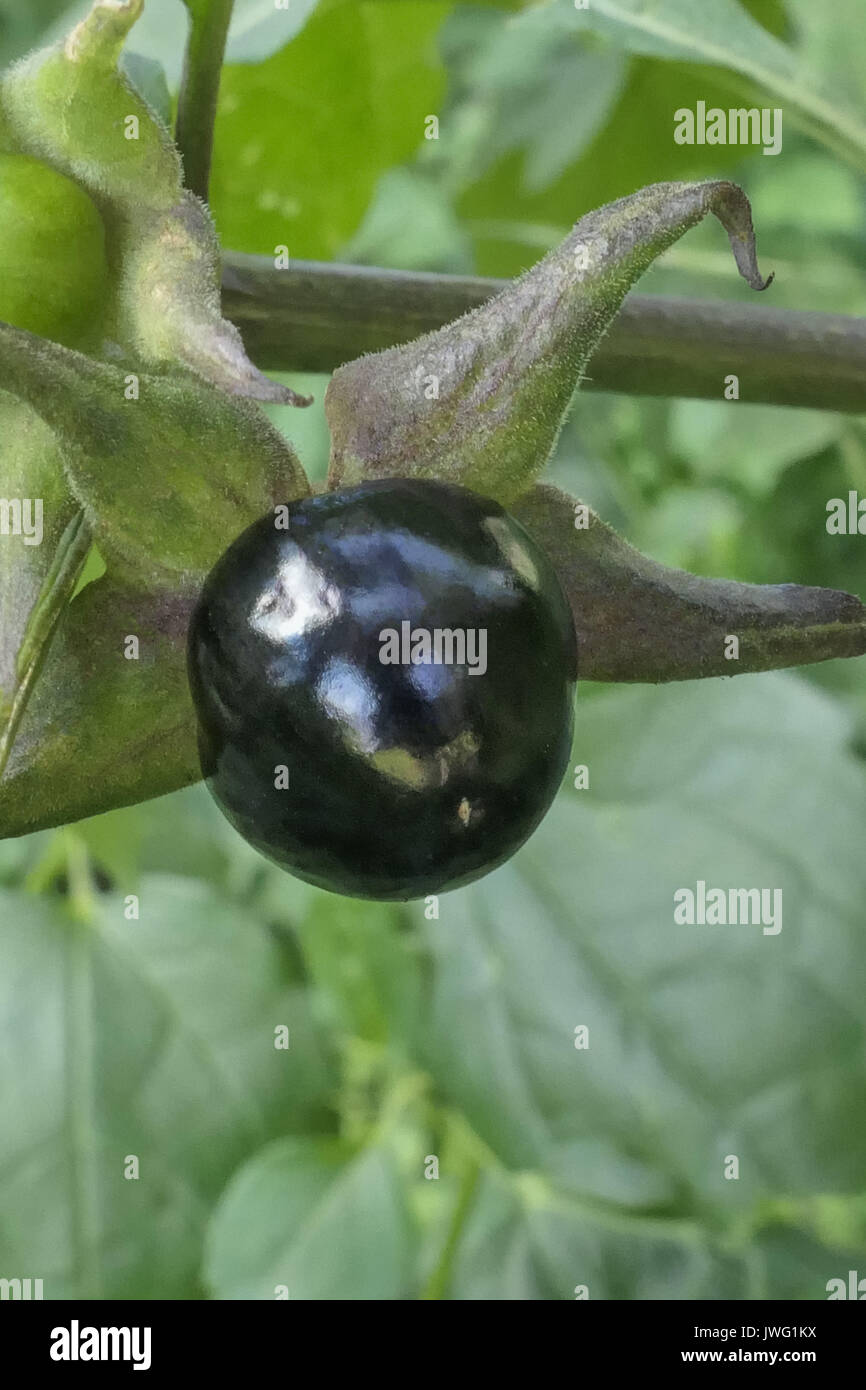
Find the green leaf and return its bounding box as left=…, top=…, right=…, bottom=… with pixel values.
left=339, top=167, right=473, bottom=275
left=511, top=484, right=866, bottom=681
left=434, top=2, right=627, bottom=195
left=204, top=1137, right=413, bottom=1299
left=225, top=0, right=321, bottom=62
left=209, top=0, right=451, bottom=261
left=448, top=1172, right=866, bottom=1300
left=0, top=875, right=335, bottom=1297
left=449, top=30, right=786, bottom=283
left=450, top=1176, right=743, bottom=1300
left=0, top=0, right=77, bottom=67
left=668, top=400, right=843, bottom=497
left=785, top=0, right=866, bottom=120
left=325, top=179, right=771, bottom=505
left=406, top=674, right=866, bottom=1253
left=568, top=0, right=866, bottom=176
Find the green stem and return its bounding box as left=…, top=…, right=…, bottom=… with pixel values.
left=422, top=1159, right=482, bottom=1301
left=221, top=253, right=866, bottom=414
left=176, top=0, right=236, bottom=201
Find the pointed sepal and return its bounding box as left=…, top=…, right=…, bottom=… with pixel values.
left=0, top=574, right=199, bottom=838
left=0, top=323, right=310, bottom=591
left=513, top=486, right=866, bottom=681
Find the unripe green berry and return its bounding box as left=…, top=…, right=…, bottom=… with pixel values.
left=0, top=153, right=109, bottom=349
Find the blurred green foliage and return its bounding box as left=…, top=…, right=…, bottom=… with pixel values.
left=0, top=0, right=864, bottom=1299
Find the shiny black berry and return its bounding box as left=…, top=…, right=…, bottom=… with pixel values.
left=187, top=478, right=577, bottom=900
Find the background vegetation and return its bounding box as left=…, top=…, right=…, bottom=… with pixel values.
left=0, top=0, right=864, bottom=1299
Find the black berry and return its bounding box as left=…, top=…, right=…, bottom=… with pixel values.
left=187, top=479, right=577, bottom=900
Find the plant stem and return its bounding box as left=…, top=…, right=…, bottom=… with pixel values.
left=222, top=252, right=866, bottom=413
left=176, top=0, right=235, bottom=202
left=421, top=1159, right=482, bottom=1301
